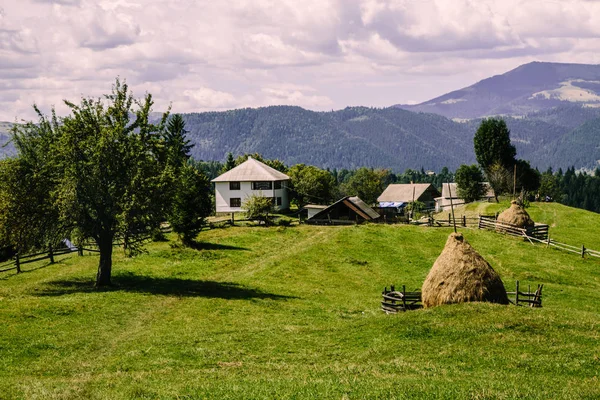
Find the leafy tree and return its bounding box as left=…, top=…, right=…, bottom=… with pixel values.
left=169, top=163, right=212, bottom=245
left=0, top=109, right=65, bottom=254
left=287, top=164, right=336, bottom=207
left=343, top=168, right=386, bottom=205
left=454, top=164, right=486, bottom=203
left=242, top=194, right=274, bottom=225
left=474, top=118, right=517, bottom=171
left=8, top=79, right=169, bottom=286
left=486, top=162, right=511, bottom=202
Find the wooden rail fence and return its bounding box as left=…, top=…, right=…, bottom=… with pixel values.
left=507, top=281, right=543, bottom=307
left=381, top=285, right=423, bottom=313
left=382, top=281, right=544, bottom=313
left=0, top=245, right=79, bottom=275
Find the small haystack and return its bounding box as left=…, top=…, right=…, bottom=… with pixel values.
left=497, top=201, right=534, bottom=229
left=421, top=233, right=509, bottom=308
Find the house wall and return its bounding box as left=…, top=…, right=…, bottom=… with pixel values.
left=215, top=181, right=289, bottom=213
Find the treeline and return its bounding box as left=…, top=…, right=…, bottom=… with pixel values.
left=538, top=167, right=600, bottom=213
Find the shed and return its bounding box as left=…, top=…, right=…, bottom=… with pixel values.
left=304, top=204, right=328, bottom=219
left=307, top=196, right=380, bottom=225
left=377, top=184, right=440, bottom=210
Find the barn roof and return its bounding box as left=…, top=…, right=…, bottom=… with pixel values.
left=212, top=157, right=290, bottom=182
left=308, top=196, right=380, bottom=221
left=377, top=183, right=438, bottom=203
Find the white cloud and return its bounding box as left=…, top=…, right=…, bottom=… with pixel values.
left=1, top=0, right=600, bottom=120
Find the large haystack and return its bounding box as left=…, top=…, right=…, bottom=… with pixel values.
left=421, top=233, right=509, bottom=308
left=497, top=201, right=534, bottom=229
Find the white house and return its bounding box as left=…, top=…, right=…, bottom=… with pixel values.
left=211, top=157, right=290, bottom=213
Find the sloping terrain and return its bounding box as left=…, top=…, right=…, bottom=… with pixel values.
left=1, top=203, right=599, bottom=399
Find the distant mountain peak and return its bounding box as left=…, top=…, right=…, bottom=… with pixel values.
left=396, top=61, right=600, bottom=119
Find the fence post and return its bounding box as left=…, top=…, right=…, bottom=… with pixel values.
left=448, top=213, right=451, bottom=225
left=15, top=252, right=20, bottom=273
left=515, top=280, right=519, bottom=306
left=78, top=246, right=83, bottom=256
left=49, top=245, right=54, bottom=264
left=462, top=215, right=466, bottom=227
left=581, top=245, right=585, bottom=258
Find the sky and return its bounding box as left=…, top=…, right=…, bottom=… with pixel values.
left=2, top=0, right=600, bottom=121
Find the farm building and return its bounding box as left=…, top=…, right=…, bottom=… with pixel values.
left=211, top=157, right=290, bottom=213
left=377, top=183, right=440, bottom=210
left=434, top=182, right=494, bottom=212
left=304, top=204, right=328, bottom=219
left=306, top=196, right=380, bottom=225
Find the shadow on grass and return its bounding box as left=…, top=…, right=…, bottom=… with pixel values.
left=184, top=241, right=249, bottom=251
left=32, top=272, right=294, bottom=300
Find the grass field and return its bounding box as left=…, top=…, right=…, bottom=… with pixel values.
left=1, top=202, right=599, bottom=399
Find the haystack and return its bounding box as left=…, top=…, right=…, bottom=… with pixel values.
left=497, top=201, right=534, bottom=229
left=421, top=233, right=509, bottom=308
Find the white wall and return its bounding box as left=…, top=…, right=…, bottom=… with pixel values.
left=215, top=181, right=290, bottom=213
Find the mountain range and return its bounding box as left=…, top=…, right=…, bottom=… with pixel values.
left=1, top=62, right=599, bottom=172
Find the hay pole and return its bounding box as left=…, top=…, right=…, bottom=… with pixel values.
left=447, top=182, right=457, bottom=233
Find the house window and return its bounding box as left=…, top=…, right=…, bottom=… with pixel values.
left=230, top=198, right=241, bottom=207
left=252, top=181, right=272, bottom=190
left=229, top=181, right=240, bottom=190
left=277, top=197, right=282, bottom=206
left=274, top=181, right=282, bottom=190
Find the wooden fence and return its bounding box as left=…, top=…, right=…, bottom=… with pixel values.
left=507, top=281, right=543, bottom=307
left=477, top=216, right=549, bottom=241
left=381, top=281, right=543, bottom=313
left=381, top=285, right=422, bottom=313
left=0, top=245, right=79, bottom=275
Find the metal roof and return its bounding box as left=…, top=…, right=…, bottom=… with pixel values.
left=377, top=183, right=437, bottom=203
left=212, top=157, right=290, bottom=182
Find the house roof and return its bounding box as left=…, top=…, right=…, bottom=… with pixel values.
left=377, top=183, right=438, bottom=203
left=308, top=196, right=380, bottom=221
left=304, top=204, right=328, bottom=210
left=441, top=182, right=495, bottom=199
left=211, top=157, right=290, bottom=182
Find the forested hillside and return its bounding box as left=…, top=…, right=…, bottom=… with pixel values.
left=180, top=106, right=475, bottom=171
left=179, top=105, right=599, bottom=171
left=2, top=104, right=599, bottom=171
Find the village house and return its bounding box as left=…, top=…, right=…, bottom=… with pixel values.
left=377, top=183, right=441, bottom=210
left=434, top=182, right=494, bottom=212
left=211, top=157, right=290, bottom=213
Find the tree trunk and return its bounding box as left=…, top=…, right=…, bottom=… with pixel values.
left=95, top=234, right=113, bottom=287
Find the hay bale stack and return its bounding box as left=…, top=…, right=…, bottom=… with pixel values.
left=421, top=233, right=509, bottom=308
left=497, top=200, right=534, bottom=229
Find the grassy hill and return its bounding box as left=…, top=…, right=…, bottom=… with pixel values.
left=1, top=203, right=599, bottom=399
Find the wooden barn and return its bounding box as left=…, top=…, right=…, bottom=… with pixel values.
left=306, top=196, right=380, bottom=225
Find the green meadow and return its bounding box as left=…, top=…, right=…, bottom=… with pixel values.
left=1, top=202, right=599, bottom=399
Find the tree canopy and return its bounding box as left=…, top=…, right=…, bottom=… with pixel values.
left=342, top=168, right=387, bottom=205
left=5, top=80, right=173, bottom=286
left=454, top=165, right=486, bottom=203
left=287, top=164, right=336, bottom=207
left=474, top=118, right=517, bottom=172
